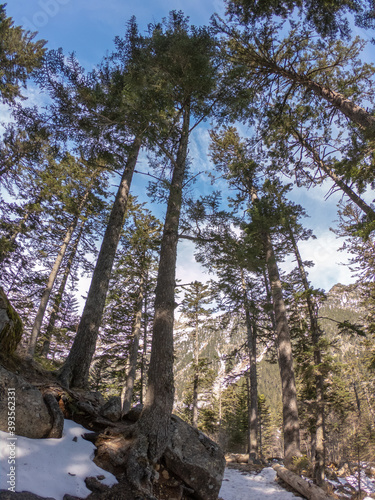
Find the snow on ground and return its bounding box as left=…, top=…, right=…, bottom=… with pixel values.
left=327, top=471, right=375, bottom=499
left=219, top=467, right=300, bottom=500
left=1, top=419, right=374, bottom=500
left=0, top=420, right=117, bottom=499
left=1, top=419, right=299, bottom=500
left=345, top=470, right=375, bottom=496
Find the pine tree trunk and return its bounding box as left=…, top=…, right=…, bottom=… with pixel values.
left=26, top=189, right=91, bottom=358
left=247, top=314, right=258, bottom=461
left=263, top=269, right=277, bottom=333
left=273, top=464, right=331, bottom=500
left=192, top=319, right=199, bottom=428
left=263, top=230, right=301, bottom=464
left=57, top=135, right=143, bottom=388
left=140, top=274, right=149, bottom=406
left=136, top=101, right=190, bottom=463
left=122, top=274, right=144, bottom=416
left=41, top=218, right=85, bottom=357
left=241, top=270, right=258, bottom=460
left=288, top=224, right=326, bottom=485
left=293, top=130, right=375, bottom=220
left=258, top=404, right=263, bottom=458
left=268, top=62, right=375, bottom=134
left=304, top=78, right=375, bottom=134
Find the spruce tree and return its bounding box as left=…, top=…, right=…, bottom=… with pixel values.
left=120, top=207, right=161, bottom=415
left=0, top=4, right=45, bottom=105
left=215, top=18, right=375, bottom=134
left=276, top=195, right=328, bottom=484
left=124, top=13, right=218, bottom=496
left=40, top=218, right=85, bottom=357
left=27, top=180, right=95, bottom=358
left=209, top=126, right=301, bottom=463
left=224, top=0, right=375, bottom=37
left=54, top=19, right=171, bottom=388
left=57, top=137, right=143, bottom=387
left=180, top=281, right=212, bottom=428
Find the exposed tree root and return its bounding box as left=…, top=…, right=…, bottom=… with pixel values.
left=43, top=391, right=64, bottom=438
left=121, top=427, right=158, bottom=499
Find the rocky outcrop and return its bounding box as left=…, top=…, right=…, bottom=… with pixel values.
left=99, top=396, right=121, bottom=422
left=0, top=366, right=63, bottom=439
left=0, top=358, right=226, bottom=499
left=92, top=413, right=226, bottom=500
left=0, top=287, right=23, bottom=356
left=164, top=415, right=226, bottom=500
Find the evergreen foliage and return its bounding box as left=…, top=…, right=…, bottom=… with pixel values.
left=1, top=3, right=375, bottom=486
left=0, top=4, right=46, bottom=105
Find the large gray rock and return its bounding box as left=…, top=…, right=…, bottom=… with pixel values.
left=164, top=415, right=226, bottom=500
left=93, top=412, right=226, bottom=500
left=99, top=397, right=121, bottom=422
left=0, top=365, right=62, bottom=439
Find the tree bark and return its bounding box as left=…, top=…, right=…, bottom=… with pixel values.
left=122, top=274, right=144, bottom=416
left=302, top=77, right=375, bottom=135
left=41, top=218, right=85, bottom=357
left=273, top=464, right=335, bottom=500
left=247, top=316, right=258, bottom=461
left=136, top=100, right=190, bottom=463
left=241, top=269, right=258, bottom=460
left=140, top=272, right=149, bottom=406
left=57, top=135, right=143, bottom=388
left=192, top=316, right=199, bottom=428
left=27, top=188, right=91, bottom=358
left=263, top=230, right=301, bottom=463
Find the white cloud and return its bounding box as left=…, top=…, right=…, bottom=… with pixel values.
left=176, top=239, right=209, bottom=287
left=280, top=229, right=355, bottom=292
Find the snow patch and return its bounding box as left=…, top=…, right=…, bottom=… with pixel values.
left=219, top=467, right=300, bottom=500
left=0, top=419, right=117, bottom=499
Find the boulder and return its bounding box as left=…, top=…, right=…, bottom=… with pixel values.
left=163, top=415, right=226, bottom=500
left=0, top=365, right=63, bottom=439
left=85, top=392, right=106, bottom=408
left=0, top=287, right=23, bottom=356
left=92, top=413, right=226, bottom=500
left=85, top=480, right=137, bottom=500
left=126, top=404, right=143, bottom=422
left=99, top=397, right=121, bottom=422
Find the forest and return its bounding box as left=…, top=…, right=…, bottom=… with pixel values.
left=0, top=0, right=375, bottom=497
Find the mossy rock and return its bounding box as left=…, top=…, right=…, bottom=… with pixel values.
left=0, top=287, right=23, bottom=355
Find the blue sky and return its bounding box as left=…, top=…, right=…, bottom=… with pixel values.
left=5, top=0, right=374, bottom=294
left=6, top=0, right=224, bottom=68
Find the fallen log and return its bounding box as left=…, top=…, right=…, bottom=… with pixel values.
left=273, top=464, right=335, bottom=500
